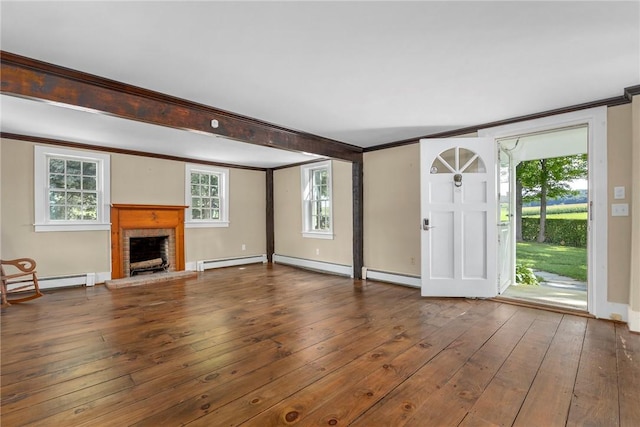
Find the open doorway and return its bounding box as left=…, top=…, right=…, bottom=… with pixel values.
left=498, top=125, right=588, bottom=311
left=479, top=106, right=615, bottom=320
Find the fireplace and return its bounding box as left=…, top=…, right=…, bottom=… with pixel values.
left=128, top=234, right=171, bottom=276
left=111, top=204, right=187, bottom=279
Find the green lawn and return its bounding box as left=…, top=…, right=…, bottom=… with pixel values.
left=544, top=212, right=588, bottom=219
left=516, top=242, right=587, bottom=282
left=522, top=203, right=588, bottom=220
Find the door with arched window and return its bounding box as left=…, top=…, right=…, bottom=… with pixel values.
left=420, top=138, right=497, bottom=297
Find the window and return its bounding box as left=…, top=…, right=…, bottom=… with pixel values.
left=430, top=147, right=486, bottom=174
left=34, top=146, right=110, bottom=232
left=301, top=160, right=333, bottom=239
left=185, top=164, right=229, bottom=228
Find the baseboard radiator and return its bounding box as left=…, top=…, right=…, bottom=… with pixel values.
left=37, top=272, right=110, bottom=290
left=362, top=267, right=421, bottom=288
left=189, top=255, right=268, bottom=272
left=273, top=254, right=353, bottom=278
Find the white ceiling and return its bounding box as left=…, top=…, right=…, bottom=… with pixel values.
left=1, top=1, right=638, bottom=167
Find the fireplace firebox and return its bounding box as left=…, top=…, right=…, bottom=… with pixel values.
left=129, top=236, right=170, bottom=276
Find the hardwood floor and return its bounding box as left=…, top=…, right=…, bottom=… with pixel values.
left=1, top=263, right=638, bottom=426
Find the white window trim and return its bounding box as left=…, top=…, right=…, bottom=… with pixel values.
left=34, top=145, right=111, bottom=232
left=185, top=163, right=229, bottom=228
left=301, top=160, right=334, bottom=239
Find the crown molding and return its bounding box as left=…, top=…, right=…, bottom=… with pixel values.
left=365, top=90, right=634, bottom=153
left=0, top=132, right=267, bottom=172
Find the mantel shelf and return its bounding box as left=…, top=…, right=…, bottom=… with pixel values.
left=111, top=204, right=188, bottom=210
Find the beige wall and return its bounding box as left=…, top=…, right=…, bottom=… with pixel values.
left=185, top=168, right=266, bottom=261
left=111, top=154, right=185, bottom=205
left=274, top=160, right=353, bottom=266
left=0, top=139, right=110, bottom=276
left=630, top=95, right=640, bottom=315
left=607, top=104, right=633, bottom=303
left=0, top=137, right=3, bottom=260
left=363, top=144, right=421, bottom=276
left=0, top=138, right=266, bottom=278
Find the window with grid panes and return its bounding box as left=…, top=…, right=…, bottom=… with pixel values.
left=34, top=146, right=110, bottom=232
left=48, top=157, right=99, bottom=221
left=185, top=164, right=229, bottom=227
left=301, top=161, right=333, bottom=239
left=191, top=171, right=221, bottom=220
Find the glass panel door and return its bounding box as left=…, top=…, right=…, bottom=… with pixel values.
left=497, top=147, right=514, bottom=293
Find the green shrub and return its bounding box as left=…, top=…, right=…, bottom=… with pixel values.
left=521, top=218, right=587, bottom=248
left=515, top=264, right=539, bottom=285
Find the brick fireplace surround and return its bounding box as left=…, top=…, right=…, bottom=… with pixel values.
left=110, top=204, right=187, bottom=279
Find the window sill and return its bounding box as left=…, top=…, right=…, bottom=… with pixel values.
left=35, top=223, right=111, bottom=232
left=302, top=231, right=334, bottom=240
left=185, top=221, right=230, bottom=229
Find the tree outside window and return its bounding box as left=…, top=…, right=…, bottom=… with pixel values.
left=184, top=164, right=229, bottom=228
left=301, top=161, right=333, bottom=239
left=48, top=157, right=98, bottom=221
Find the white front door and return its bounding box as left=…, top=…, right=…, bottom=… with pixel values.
left=420, top=138, right=497, bottom=297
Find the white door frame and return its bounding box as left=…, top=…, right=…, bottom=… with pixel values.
left=479, top=106, right=626, bottom=321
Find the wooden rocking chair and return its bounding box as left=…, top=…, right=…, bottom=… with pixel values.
left=1, top=258, right=44, bottom=307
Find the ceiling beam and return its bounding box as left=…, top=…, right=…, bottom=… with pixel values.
left=0, top=51, right=362, bottom=162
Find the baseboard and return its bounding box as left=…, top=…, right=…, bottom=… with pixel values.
left=592, top=300, right=629, bottom=324
left=186, top=255, right=267, bottom=272
left=628, top=306, right=640, bottom=332
left=38, top=271, right=111, bottom=290
left=363, top=268, right=421, bottom=288
left=273, top=254, right=353, bottom=277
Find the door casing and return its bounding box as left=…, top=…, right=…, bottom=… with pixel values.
left=478, top=106, right=622, bottom=320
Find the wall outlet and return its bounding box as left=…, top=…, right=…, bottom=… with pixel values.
left=241, top=244, right=246, bottom=251
left=316, top=248, right=320, bottom=255
left=614, top=186, right=625, bottom=199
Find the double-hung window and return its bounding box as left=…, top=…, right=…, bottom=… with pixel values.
left=301, top=160, right=333, bottom=239
left=185, top=164, right=229, bottom=227
left=34, top=146, right=111, bottom=232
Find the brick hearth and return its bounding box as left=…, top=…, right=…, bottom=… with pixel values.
left=105, top=271, right=197, bottom=289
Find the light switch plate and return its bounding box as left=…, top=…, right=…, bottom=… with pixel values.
left=611, top=203, right=629, bottom=216
left=614, top=186, right=625, bottom=199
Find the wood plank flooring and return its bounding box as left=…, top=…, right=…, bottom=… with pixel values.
left=1, top=263, right=638, bottom=426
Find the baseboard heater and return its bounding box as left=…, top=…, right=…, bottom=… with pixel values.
left=38, top=272, right=109, bottom=290
left=192, top=255, right=267, bottom=272
left=362, top=267, right=421, bottom=288
left=273, top=254, right=353, bottom=278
